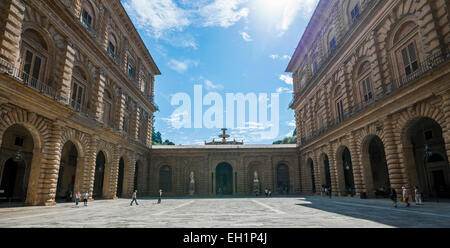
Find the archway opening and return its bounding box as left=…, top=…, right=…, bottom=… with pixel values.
left=216, top=162, right=233, bottom=195
left=159, top=165, right=172, bottom=193
left=307, top=158, right=316, bottom=193
left=342, top=147, right=355, bottom=195
left=405, top=117, right=449, bottom=198
left=56, top=141, right=78, bottom=202
left=322, top=154, right=332, bottom=187
left=0, top=124, right=34, bottom=203
left=368, top=136, right=390, bottom=197
left=134, top=161, right=139, bottom=191
left=277, top=163, right=290, bottom=194
left=93, top=151, right=106, bottom=199
left=117, top=157, right=125, bottom=198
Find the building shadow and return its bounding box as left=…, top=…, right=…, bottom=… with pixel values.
left=293, top=196, right=450, bottom=228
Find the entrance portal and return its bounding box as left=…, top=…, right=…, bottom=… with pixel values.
left=117, top=158, right=124, bottom=197
left=277, top=163, right=290, bottom=194
left=404, top=117, right=449, bottom=198
left=0, top=124, right=34, bottom=203
left=342, top=147, right=355, bottom=195
left=93, top=151, right=106, bottom=199
left=216, top=162, right=233, bottom=195
left=56, top=141, right=78, bottom=201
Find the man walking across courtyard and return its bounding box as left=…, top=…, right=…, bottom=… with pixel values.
left=157, top=189, right=163, bottom=204
left=83, top=191, right=89, bottom=206
left=130, top=190, right=138, bottom=206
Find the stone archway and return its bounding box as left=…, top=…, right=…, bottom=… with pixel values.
left=56, top=141, right=78, bottom=201
left=320, top=153, right=332, bottom=188
left=116, top=157, right=125, bottom=197
left=307, top=158, right=316, bottom=193
left=216, top=162, right=233, bottom=195
left=336, top=146, right=355, bottom=196
left=159, top=165, right=172, bottom=193
left=0, top=124, right=36, bottom=203
left=276, top=163, right=290, bottom=194
left=402, top=117, right=449, bottom=198
left=93, top=151, right=106, bottom=199
left=361, top=135, right=390, bottom=198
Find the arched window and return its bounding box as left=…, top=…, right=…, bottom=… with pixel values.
left=71, top=66, right=87, bottom=111
left=390, top=20, right=422, bottom=80
left=108, top=32, right=118, bottom=59
left=103, top=89, right=113, bottom=125
left=127, top=51, right=136, bottom=81
left=327, top=29, right=336, bottom=55
left=357, top=61, right=373, bottom=103
left=20, top=29, right=48, bottom=86
left=349, top=0, right=360, bottom=23
left=81, top=1, right=95, bottom=29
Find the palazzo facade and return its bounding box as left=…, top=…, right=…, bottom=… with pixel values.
left=0, top=0, right=159, bottom=205
left=287, top=0, right=450, bottom=198
left=150, top=145, right=300, bottom=196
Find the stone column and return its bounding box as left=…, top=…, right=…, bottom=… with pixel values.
left=57, top=42, right=76, bottom=105
left=383, top=116, right=408, bottom=193
left=86, top=135, right=99, bottom=200
left=130, top=104, right=140, bottom=140
left=125, top=152, right=136, bottom=198
left=0, top=0, right=25, bottom=64
left=70, top=0, right=82, bottom=19
left=104, top=144, right=120, bottom=199
left=92, top=72, right=106, bottom=121
left=312, top=152, right=322, bottom=194
left=117, top=91, right=126, bottom=131
left=349, top=132, right=365, bottom=196
left=367, top=31, right=385, bottom=98
left=33, top=121, right=63, bottom=206
left=415, top=0, right=447, bottom=56
left=145, top=112, right=153, bottom=146
left=328, top=144, right=339, bottom=196
left=99, top=6, right=110, bottom=52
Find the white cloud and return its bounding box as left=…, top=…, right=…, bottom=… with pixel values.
left=168, top=59, right=199, bottom=73
left=276, top=87, right=293, bottom=94
left=123, top=0, right=249, bottom=46
left=123, top=0, right=190, bottom=38
left=160, top=111, right=188, bottom=128
left=198, top=0, right=249, bottom=28
left=240, top=31, right=252, bottom=42
left=204, top=79, right=224, bottom=91
left=270, top=54, right=291, bottom=60
left=280, top=74, right=293, bottom=85
left=287, top=119, right=296, bottom=127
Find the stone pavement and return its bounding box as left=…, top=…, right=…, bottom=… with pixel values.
left=1, top=195, right=450, bottom=228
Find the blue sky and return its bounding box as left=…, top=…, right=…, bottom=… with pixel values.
left=121, top=0, right=319, bottom=145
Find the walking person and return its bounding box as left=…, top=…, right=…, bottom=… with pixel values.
left=402, top=186, right=410, bottom=207
left=414, top=186, right=423, bottom=205
left=390, top=188, right=398, bottom=208
left=328, top=187, right=332, bottom=199
left=157, top=189, right=163, bottom=204
left=324, top=187, right=328, bottom=197
left=130, top=190, right=139, bottom=206
left=75, top=192, right=81, bottom=207
left=83, top=191, right=89, bottom=206
left=264, top=188, right=269, bottom=197
left=268, top=189, right=272, bottom=197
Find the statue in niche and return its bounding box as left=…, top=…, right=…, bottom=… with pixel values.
left=253, top=170, right=260, bottom=194
left=189, top=171, right=195, bottom=195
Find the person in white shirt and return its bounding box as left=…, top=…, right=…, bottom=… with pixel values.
left=402, top=186, right=410, bottom=207
left=414, top=186, right=422, bottom=205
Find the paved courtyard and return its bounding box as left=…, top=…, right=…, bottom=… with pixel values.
left=1, top=195, right=450, bottom=228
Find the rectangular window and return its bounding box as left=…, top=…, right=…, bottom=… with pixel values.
left=103, top=101, right=111, bottom=125
left=82, top=10, right=92, bottom=28
left=336, top=100, right=344, bottom=122
left=22, top=49, right=44, bottom=88
left=361, top=77, right=373, bottom=102
left=401, top=42, right=419, bottom=76
left=71, top=81, right=84, bottom=111
left=128, top=63, right=136, bottom=81
left=108, top=42, right=115, bottom=57
left=351, top=3, right=360, bottom=22
left=330, top=37, right=336, bottom=54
